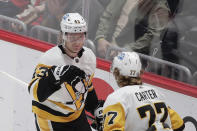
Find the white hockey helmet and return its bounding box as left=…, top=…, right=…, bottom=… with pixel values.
left=111, top=52, right=142, bottom=77
left=60, top=13, right=87, bottom=34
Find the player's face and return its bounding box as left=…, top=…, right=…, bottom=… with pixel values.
left=64, top=33, right=85, bottom=57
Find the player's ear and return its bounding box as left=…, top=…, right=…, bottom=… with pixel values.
left=113, top=68, right=120, bottom=77
left=140, top=70, right=144, bottom=75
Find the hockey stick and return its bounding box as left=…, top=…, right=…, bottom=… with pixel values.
left=0, top=70, right=28, bottom=87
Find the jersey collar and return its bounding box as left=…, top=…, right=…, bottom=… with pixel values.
left=58, top=45, right=84, bottom=58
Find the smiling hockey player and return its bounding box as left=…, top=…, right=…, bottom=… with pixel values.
left=28, top=13, right=102, bottom=131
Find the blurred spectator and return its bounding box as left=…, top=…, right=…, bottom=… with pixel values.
left=159, top=0, right=197, bottom=77
left=41, top=0, right=80, bottom=30
left=160, top=23, right=179, bottom=64
left=0, top=0, right=46, bottom=33
left=0, top=0, right=30, bottom=33
left=0, top=0, right=29, bottom=17
left=95, top=0, right=170, bottom=59
left=160, top=0, right=181, bottom=64
left=173, top=0, right=197, bottom=73
left=9, top=0, right=46, bottom=33
left=15, top=0, right=46, bottom=26
left=41, top=0, right=104, bottom=40
left=167, top=0, right=181, bottom=16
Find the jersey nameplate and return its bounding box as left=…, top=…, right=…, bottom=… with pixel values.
left=135, top=89, right=158, bottom=101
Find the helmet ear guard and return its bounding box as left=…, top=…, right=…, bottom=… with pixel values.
left=111, top=52, right=142, bottom=77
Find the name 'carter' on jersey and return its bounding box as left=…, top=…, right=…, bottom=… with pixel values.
left=135, top=89, right=158, bottom=101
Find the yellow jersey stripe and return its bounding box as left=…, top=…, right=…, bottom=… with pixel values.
left=168, top=107, right=184, bottom=130
left=37, top=116, right=51, bottom=131
left=33, top=81, right=39, bottom=101
left=103, top=102, right=125, bottom=131
left=32, top=105, right=84, bottom=122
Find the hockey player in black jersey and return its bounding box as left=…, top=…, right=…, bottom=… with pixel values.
left=28, top=13, right=102, bottom=131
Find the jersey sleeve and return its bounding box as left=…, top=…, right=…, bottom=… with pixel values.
left=167, top=107, right=185, bottom=131
left=28, top=64, right=61, bottom=102
left=103, top=102, right=126, bottom=131
left=157, top=90, right=185, bottom=130
left=85, top=88, right=99, bottom=115
left=103, top=94, right=127, bottom=131
left=85, top=72, right=100, bottom=113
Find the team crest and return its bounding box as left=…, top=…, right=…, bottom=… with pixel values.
left=63, top=14, right=69, bottom=20
left=117, top=52, right=125, bottom=60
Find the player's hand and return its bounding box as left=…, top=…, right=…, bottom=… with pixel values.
left=50, top=65, right=86, bottom=85
left=94, top=100, right=105, bottom=131
left=97, top=38, right=111, bottom=58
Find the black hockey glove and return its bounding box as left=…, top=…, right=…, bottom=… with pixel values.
left=49, top=65, right=86, bottom=86
left=93, top=100, right=105, bottom=131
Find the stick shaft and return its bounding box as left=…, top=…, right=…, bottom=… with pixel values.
left=0, top=71, right=28, bottom=86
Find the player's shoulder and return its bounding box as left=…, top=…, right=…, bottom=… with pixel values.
left=39, top=46, right=62, bottom=65
left=104, top=87, right=134, bottom=111
left=104, top=93, right=121, bottom=107
left=105, top=87, right=130, bottom=104
left=82, top=47, right=96, bottom=60
left=45, top=46, right=60, bottom=54
left=79, top=47, right=96, bottom=75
